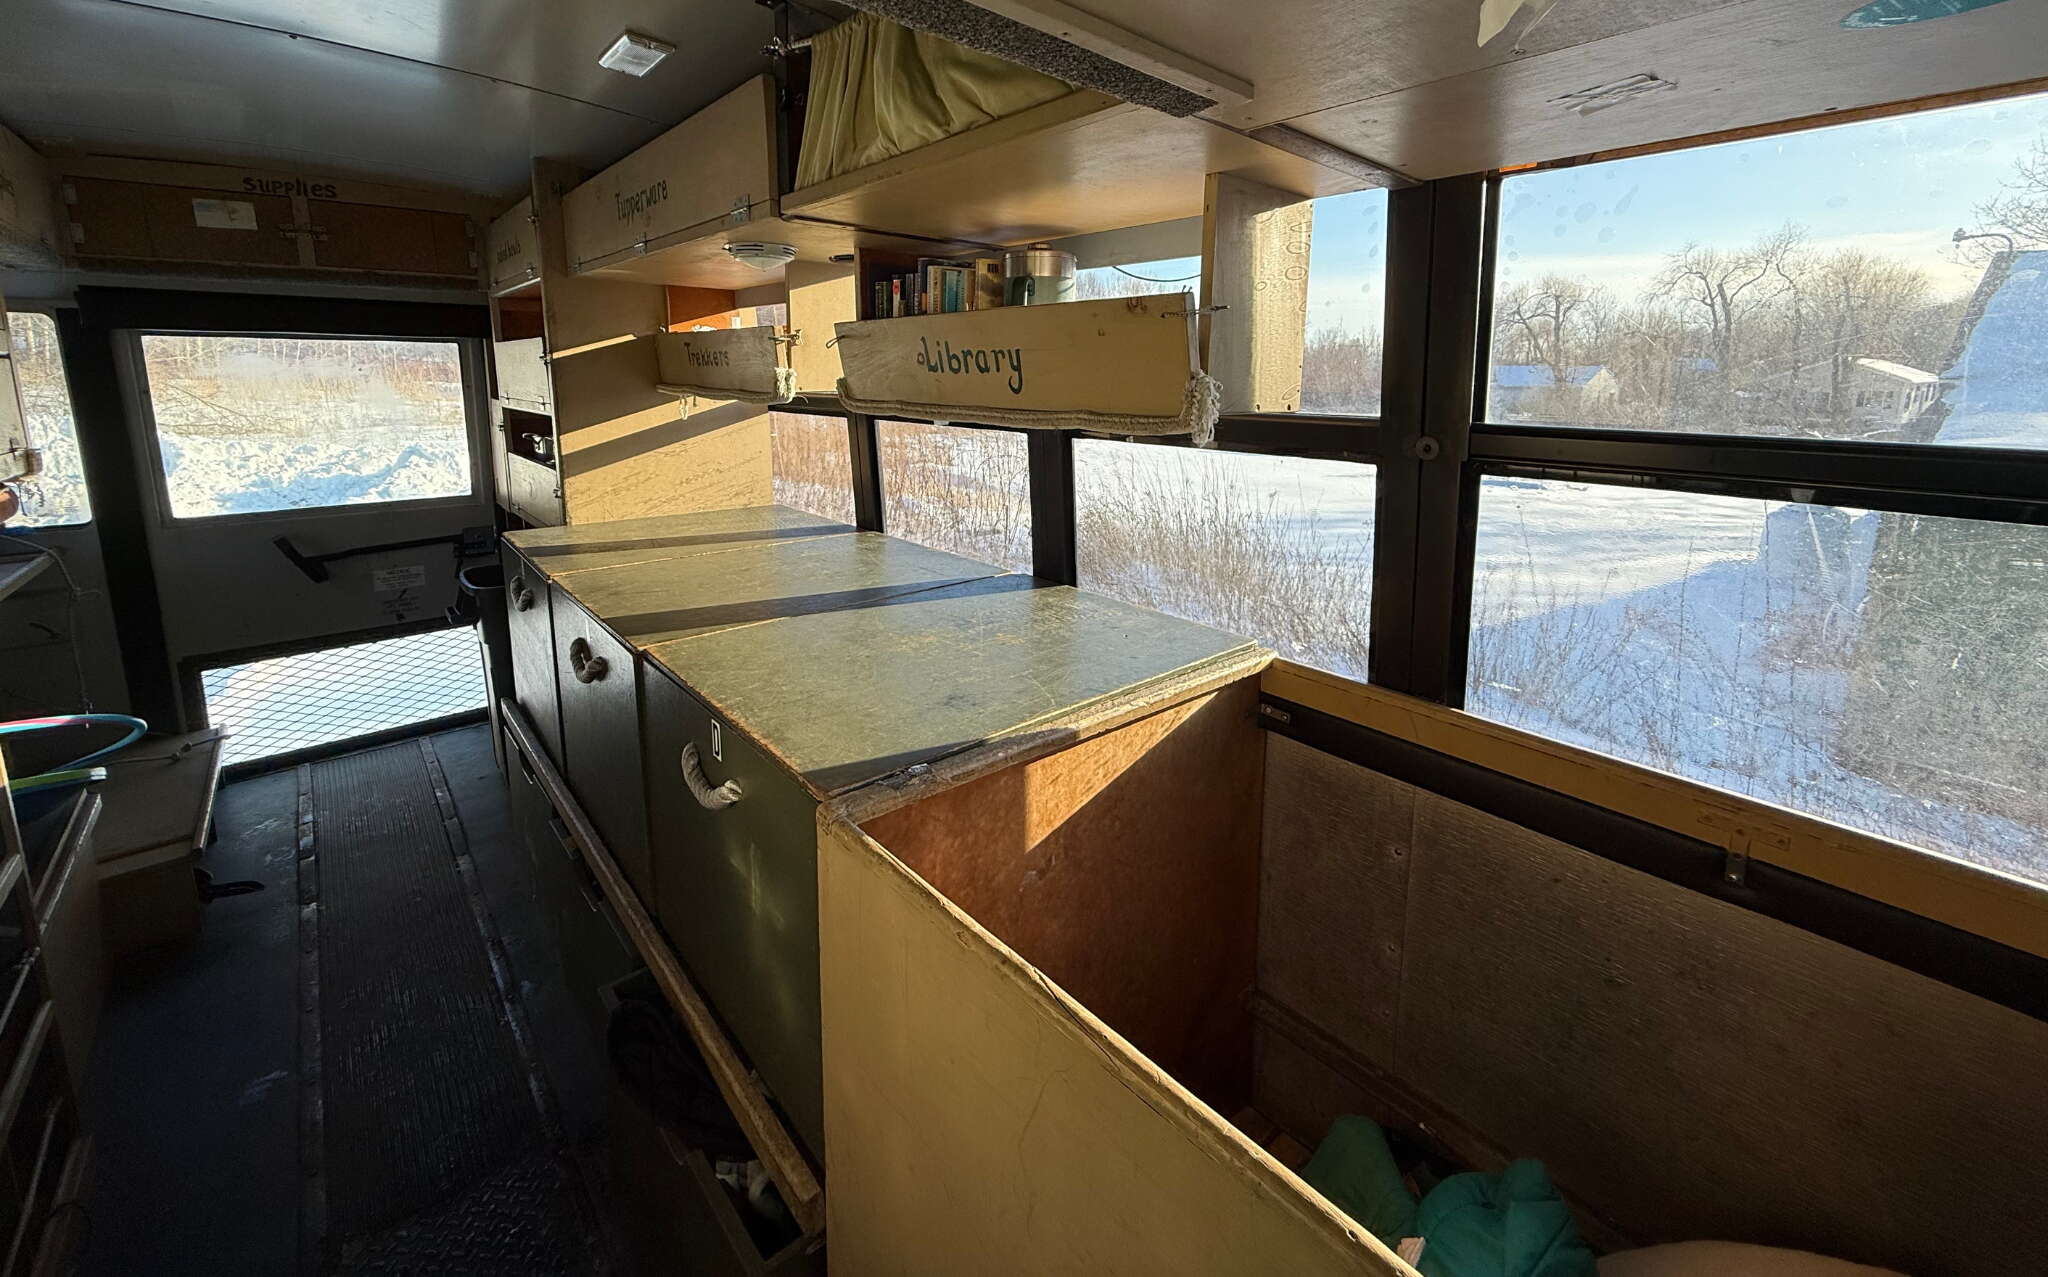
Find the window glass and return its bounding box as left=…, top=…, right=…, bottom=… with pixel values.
left=1301, top=188, right=1388, bottom=416
left=1074, top=256, right=1202, bottom=301
left=877, top=421, right=1030, bottom=572
left=139, top=335, right=472, bottom=518
left=1489, top=90, right=2048, bottom=446
left=5, top=312, right=90, bottom=526
left=1076, top=441, right=1375, bottom=678
left=769, top=411, right=854, bottom=525
left=1468, top=476, right=2048, bottom=885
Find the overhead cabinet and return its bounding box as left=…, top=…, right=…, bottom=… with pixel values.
left=783, top=89, right=1378, bottom=247
left=485, top=195, right=540, bottom=294
left=563, top=76, right=780, bottom=277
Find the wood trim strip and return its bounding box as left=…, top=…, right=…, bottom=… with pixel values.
left=501, top=700, right=826, bottom=1235
left=1261, top=660, right=2048, bottom=962
left=1522, top=76, right=2048, bottom=174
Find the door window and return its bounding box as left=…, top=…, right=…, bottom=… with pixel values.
left=138, top=334, right=472, bottom=519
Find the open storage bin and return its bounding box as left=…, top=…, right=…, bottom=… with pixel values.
left=818, top=664, right=2048, bottom=1276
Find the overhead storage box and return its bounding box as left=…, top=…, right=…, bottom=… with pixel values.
left=485, top=195, right=540, bottom=294
left=832, top=292, right=1219, bottom=439
left=654, top=326, right=795, bottom=404
left=563, top=76, right=779, bottom=276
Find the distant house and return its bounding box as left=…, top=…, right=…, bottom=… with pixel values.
left=1932, top=248, right=2048, bottom=447
left=1841, top=358, right=1943, bottom=427
left=1491, top=364, right=1619, bottom=417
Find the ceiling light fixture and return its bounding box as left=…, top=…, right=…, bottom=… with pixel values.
left=723, top=242, right=799, bottom=272
left=599, top=31, right=674, bottom=77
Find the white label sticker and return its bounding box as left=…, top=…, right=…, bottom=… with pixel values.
left=191, top=198, right=258, bottom=230
left=373, top=564, right=427, bottom=592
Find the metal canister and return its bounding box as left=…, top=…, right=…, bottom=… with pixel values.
left=1003, top=246, right=1077, bottom=306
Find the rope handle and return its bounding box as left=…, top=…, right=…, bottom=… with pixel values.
left=568, top=636, right=609, bottom=684
left=510, top=575, right=536, bottom=612
left=680, top=742, right=743, bottom=811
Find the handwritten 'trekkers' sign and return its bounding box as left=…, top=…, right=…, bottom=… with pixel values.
left=655, top=326, right=793, bottom=403
left=833, top=292, right=1200, bottom=431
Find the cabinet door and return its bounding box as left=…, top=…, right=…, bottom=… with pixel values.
left=511, top=749, right=636, bottom=1048
left=642, top=667, right=824, bottom=1157
left=551, top=589, right=652, bottom=905
left=502, top=547, right=563, bottom=765
left=310, top=199, right=475, bottom=278
left=494, top=336, right=551, bottom=410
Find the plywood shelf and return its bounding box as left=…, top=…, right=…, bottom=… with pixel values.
left=571, top=212, right=976, bottom=292
left=782, top=89, right=1372, bottom=248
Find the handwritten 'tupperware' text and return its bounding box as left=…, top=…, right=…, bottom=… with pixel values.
left=916, top=337, right=1025, bottom=394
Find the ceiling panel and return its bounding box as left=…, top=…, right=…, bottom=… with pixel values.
left=0, top=0, right=775, bottom=198
left=1283, top=0, right=2048, bottom=178
left=1025, top=0, right=1747, bottom=132
left=120, top=0, right=777, bottom=125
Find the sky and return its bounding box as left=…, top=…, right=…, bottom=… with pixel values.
left=1294, top=88, right=2048, bottom=339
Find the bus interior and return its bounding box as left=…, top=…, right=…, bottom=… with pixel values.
left=0, top=1, right=2044, bottom=1274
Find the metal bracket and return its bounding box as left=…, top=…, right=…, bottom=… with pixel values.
left=729, top=195, right=753, bottom=227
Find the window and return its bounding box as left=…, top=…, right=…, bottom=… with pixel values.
left=770, top=411, right=855, bottom=525
left=1301, top=188, right=1388, bottom=416
left=1074, top=256, right=1202, bottom=302
left=4, top=312, right=90, bottom=527
left=877, top=420, right=1030, bottom=573
left=1467, top=476, right=2048, bottom=886
left=203, top=626, right=485, bottom=767
left=139, top=335, right=472, bottom=519
left=1076, top=442, right=1375, bottom=679
left=1489, top=90, right=2048, bottom=447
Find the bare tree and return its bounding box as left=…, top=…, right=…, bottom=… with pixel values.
left=1652, top=224, right=1808, bottom=413
left=1493, top=275, right=1602, bottom=386
left=1978, top=135, right=2048, bottom=247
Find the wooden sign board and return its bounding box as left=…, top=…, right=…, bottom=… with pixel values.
left=563, top=76, right=777, bottom=273
left=832, top=292, right=1206, bottom=433
left=486, top=195, right=539, bottom=294
left=654, top=326, right=792, bottom=403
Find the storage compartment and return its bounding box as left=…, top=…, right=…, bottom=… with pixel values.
left=494, top=335, right=550, bottom=411
left=549, top=587, right=651, bottom=902
left=502, top=406, right=554, bottom=469
left=486, top=194, right=540, bottom=294
left=505, top=454, right=562, bottom=528
left=501, top=546, right=564, bottom=765
left=642, top=668, right=825, bottom=1159
left=822, top=671, right=2048, bottom=1277
left=562, top=76, right=779, bottom=276
left=509, top=743, right=637, bottom=1046
left=603, top=971, right=823, bottom=1277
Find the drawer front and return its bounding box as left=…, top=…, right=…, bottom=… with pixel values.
left=551, top=587, right=653, bottom=905
left=502, top=547, right=563, bottom=766
left=643, top=668, right=824, bottom=1157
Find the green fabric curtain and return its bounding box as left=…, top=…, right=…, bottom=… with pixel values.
left=794, top=12, right=1071, bottom=188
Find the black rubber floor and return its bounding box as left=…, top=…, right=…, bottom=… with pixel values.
left=80, top=724, right=609, bottom=1276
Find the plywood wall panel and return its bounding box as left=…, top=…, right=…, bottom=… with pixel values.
left=1394, top=790, right=2048, bottom=1276
left=1258, top=733, right=1410, bottom=1066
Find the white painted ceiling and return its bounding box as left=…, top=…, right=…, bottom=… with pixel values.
left=0, top=0, right=786, bottom=198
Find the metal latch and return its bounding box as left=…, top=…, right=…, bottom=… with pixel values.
left=728, top=195, right=753, bottom=226
left=710, top=720, right=723, bottom=763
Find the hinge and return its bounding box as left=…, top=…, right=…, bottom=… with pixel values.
left=729, top=195, right=753, bottom=226
left=1257, top=703, right=1292, bottom=727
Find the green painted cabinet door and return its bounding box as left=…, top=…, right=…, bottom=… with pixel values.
left=551, top=587, right=653, bottom=906
left=642, top=664, right=825, bottom=1160
left=502, top=546, right=563, bottom=766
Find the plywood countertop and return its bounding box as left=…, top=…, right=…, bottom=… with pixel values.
left=504, top=503, right=849, bottom=577
left=645, top=574, right=1264, bottom=799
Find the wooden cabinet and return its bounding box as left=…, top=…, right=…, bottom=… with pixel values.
left=562, top=76, right=778, bottom=276
left=509, top=745, right=637, bottom=1046
left=502, top=546, right=563, bottom=766
left=492, top=337, right=551, bottom=411
left=485, top=195, right=540, bottom=295
left=549, top=589, right=651, bottom=903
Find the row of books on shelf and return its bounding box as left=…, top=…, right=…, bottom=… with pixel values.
left=871, top=257, right=1006, bottom=318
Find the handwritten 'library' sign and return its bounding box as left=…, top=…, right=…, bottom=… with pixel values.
left=655, top=325, right=795, bottom=404
left=833, top=292, right=1220, bottom=440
